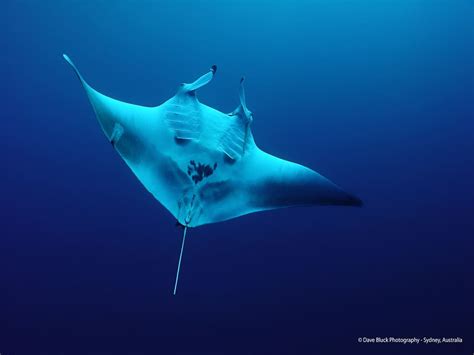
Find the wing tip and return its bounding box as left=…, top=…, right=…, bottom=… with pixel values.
left=62, top=53, right=86, bottom=85
left=63, top=53, right=76, bottom=70
left=346, top=193, right=363, bottom=207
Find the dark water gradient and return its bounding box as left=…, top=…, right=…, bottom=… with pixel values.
left=2, top=1, right=473, bottom=354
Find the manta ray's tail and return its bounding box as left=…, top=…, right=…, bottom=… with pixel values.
left=173, top=226, right=188, bottom=295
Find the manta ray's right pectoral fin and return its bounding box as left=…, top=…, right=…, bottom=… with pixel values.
left=251, top=154, right=363, bottom=211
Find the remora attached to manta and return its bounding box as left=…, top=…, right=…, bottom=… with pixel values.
left=63, top=54, right=362, bottom=294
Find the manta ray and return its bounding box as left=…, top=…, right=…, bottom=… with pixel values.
left=63, top=54, right=362, bottom=294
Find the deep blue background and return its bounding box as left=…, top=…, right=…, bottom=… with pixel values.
left=2, top=1, right=473, bottom=354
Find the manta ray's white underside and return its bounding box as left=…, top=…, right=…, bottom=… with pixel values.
left=64, top=54, right=362, bottom=293
left=64, top=54, right=361, bottom=229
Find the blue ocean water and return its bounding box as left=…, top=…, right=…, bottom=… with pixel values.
left=2, top=1, right=473, bottom=354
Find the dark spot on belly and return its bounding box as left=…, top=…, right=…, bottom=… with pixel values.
left=188, top=160, right=217, bottom=184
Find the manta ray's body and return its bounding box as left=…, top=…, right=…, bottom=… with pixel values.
left=64, top=54, right=361, bottom=293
